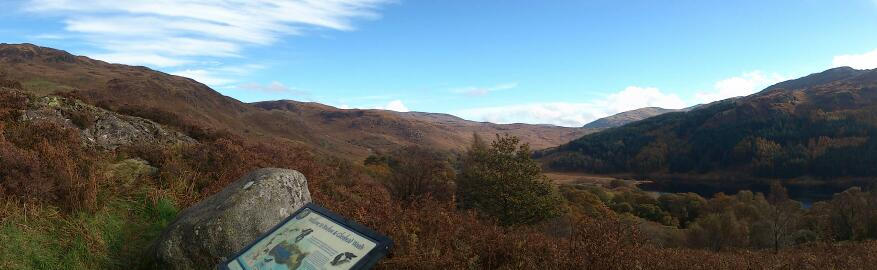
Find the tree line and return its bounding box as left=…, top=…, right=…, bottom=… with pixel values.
left=544, top=100, right=877, bottom=179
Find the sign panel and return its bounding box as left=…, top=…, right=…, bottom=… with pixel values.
left=221, top=203, right=392, bottom=270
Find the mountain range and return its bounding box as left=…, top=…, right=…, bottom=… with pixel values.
left=0, top=43, right=595, bottom=159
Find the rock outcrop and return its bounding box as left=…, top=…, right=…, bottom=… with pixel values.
left=19, top=95, right=195, bottom=150
left=151, top=168, right=312, bottom=269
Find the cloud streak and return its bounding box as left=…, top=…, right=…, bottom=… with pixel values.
left=23, top=0, right=392, bottom=86
left=171, top=69, right=236, bottom=86
left=235, top=81, right=310, bottom=97
left=452, top=82, right=519, bottom=97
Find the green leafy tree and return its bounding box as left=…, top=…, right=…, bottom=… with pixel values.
left=457, top=134, right=563, bottom=226
left=658, top=193, right=706, bottom=228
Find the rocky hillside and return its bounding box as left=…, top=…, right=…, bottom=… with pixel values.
left=542, top=67, right=877, bottom=181
left=0, top=43, right=591, bottom=159
left=2, top=86, right=193, bottom=150
left=582, top=107, right=681, bottom=128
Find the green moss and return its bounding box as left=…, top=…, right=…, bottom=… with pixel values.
left=0, top=191, right=179, bottom=269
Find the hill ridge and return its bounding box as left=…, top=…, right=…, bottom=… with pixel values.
left=0, top=43, right=592, bottom=159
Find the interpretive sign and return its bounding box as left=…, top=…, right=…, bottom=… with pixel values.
left=220, top=203, right=392, bottom=270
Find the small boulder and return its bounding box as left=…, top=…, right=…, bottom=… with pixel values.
left=151, top=168, right=312, bottom=269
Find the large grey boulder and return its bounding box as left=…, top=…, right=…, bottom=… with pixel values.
left=151, top=168, right=312, bottom=269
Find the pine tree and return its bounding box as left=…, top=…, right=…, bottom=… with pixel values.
left=457, top=134, right=563, bottom=226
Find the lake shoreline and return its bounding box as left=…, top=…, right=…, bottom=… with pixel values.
left=545, top=171, right=874, bottom=205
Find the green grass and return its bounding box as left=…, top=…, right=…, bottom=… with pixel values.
left=21, top=79, right=74, bottom=96
left=0, top=189, right=179, bottom=270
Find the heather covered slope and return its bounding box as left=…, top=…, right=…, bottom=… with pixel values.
left=253, top=100, right=595, bottom=155
left=0, top=43, right=590, bottom=159
left=543, top=67, right=877, bottom=180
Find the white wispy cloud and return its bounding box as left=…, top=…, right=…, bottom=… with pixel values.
left=92, top=53, right=193, bottom=67
left=337, top=99, right=410, bottom=111
left=171, top=69, right=236, bottom=86
left=832, top=48, right=877, bottom=70
left=457, top=86, right=686, bottom=127
left=27, top=33, right=68, bottom=40
left=237, top=81, right=292, bottom=93
left=452, top=82, right=519, bottom=97
left=235, top=81, right=309, bottom=97
left=22, top=0, right=392, bottom=86
left=694, top=71, right=786, bottom=103
left=378, top=100, right=409, bottom=112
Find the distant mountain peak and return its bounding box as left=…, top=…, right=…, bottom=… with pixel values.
left=761, top=66, right=871, bottom=93
left=582, top=107, right=681, bottom=129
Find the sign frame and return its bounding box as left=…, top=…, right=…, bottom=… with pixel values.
left=219, top=202, right=393, bottom=270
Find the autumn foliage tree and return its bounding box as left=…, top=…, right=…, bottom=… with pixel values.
left=763, top=182, right=803, bottom=253
left=369, top=146, right=456, bottom=202
left=456, top=134, right=563, bottom=226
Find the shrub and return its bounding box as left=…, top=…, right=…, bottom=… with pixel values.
left=119, top=134, right=324, bottom=206
left=0, top=121, right=102, bottom=212
left=0, top=89, right=28, bottom=121
left=0, top=79, right=22, bottom=90
left=564, top=215, right=644, bottom=269
left=67, top=110, right=96, bottom=129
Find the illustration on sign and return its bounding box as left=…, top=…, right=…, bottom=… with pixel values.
left=222, top=203, right=391, bottom=270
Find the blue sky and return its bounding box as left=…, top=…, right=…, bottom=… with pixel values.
left=2, top=0, right=877, bottom=126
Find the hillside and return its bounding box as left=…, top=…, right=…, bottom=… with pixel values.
left=582, top=107, right=681, bottom=128
left=0, top=43, right=591, bottom=159
left=542, top=67, right=877, bottom=181
left=253, top=100, right=595, bottom=155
